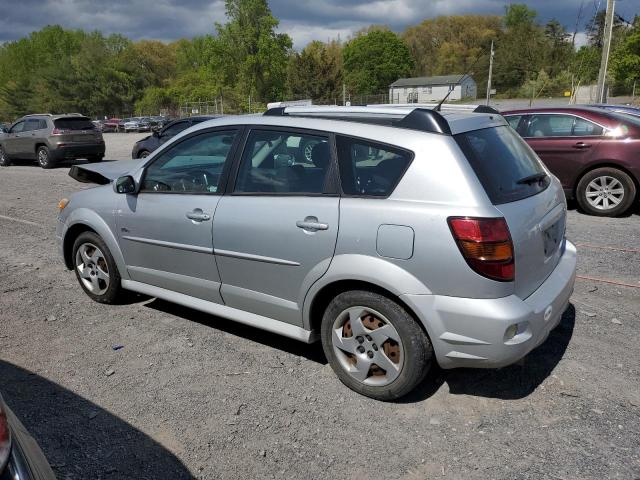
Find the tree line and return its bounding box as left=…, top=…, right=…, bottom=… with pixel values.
left=0, top=0, right=638, bottom=122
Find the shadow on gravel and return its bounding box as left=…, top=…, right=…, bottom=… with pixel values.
left=0, top=361, right=194, bottom=480
left=402, top=304, right=576, bottom=403
left=145, top=298, right=328, bottom=364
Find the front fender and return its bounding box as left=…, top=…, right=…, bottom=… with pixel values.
left=302, top=254, right=432, bottom=330
left=62, top=208, right=129, bottom=280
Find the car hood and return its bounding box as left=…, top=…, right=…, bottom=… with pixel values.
left=69, top=159, right=144, bottom=185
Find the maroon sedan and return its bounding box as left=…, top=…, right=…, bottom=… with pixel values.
left=503, top=107, right=640, bottom=217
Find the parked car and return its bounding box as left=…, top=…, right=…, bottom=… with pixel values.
left=0, top=124, right=8, bottom=134
left=92, top=120, right=104, bottom=132
left=137, top=117, right=153, bottom=132
left=102, top=118, right=122, bottom=133
left=0, top=393, right=57, bottom=479
left=132, top=116, right=218, bottom=158
left=590, top=104, right=640, bottom=118
left=503, top=106, right=640, bottom=217
left=123, top=118, right=143, bottom=133
left=56, top=105, right=576, bottom=400
left=0, top=114, right=105, bottom=168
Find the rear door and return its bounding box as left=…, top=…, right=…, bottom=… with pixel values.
left=212, top=127, right=339, bottom=326
left=522, top=113, right=601, bottom=188
left=117, top=128, right=241, bottom=302
left=455, top=126, right=566, bottom=299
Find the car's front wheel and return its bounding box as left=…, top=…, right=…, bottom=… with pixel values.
left=0, top=145, right=10, bottom=166
left=321, top=290, right=433, bottom=401
left=576, top=167, right=636, bottom=217
left=37, top=146, right=54, bottom=169
left=72, top=231, right=124, bottom=304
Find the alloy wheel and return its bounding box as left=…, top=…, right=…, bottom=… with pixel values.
left=38, top=149, right=48, bottom=167
left=331, top=306, right=404, bottom=386
left=75, top=243, right=110, bottom=295
left=585, top=175, right=624, bottom=211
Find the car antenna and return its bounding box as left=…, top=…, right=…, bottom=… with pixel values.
left=433, top=50, right=487, bottom=112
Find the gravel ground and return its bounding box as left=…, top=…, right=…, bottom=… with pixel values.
left=0, top=133, right=639, bottom=480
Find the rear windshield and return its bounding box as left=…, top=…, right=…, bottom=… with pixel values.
left=54, top=117, right=95, bottom=130
left=455, top=126, right=550, bottom=204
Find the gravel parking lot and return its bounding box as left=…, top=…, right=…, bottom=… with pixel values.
left=1, top=132, right=639, bottom=480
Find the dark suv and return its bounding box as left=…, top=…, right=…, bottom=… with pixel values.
left=503, top=107, right=640, bottom=217
left=0, top=114, right=105, bottom=168
left=131, top=116, right=217, bottom=158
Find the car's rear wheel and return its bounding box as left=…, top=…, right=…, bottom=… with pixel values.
left=72, top=231, right=124, bottom=304
left=321, top=290, right=433, bottom=401
left=37, top=146, right=54, bottom=169
left=0, top=146, right=10, bottom=166
left=576, top=167, right=636, bottom=217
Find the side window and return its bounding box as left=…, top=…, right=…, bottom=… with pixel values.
left=160, top=122, right=188, bottom=139
left=234, top=130, right=330, bottom=194
left=10, top=121, right=25, bottom=133
left=573, top=117, right=603, bottom=136
left=141, top=130, right=238, bottom=193
left=505, top=115, right=522, bottom=130
left=39, top=120, right=48, bottom=130
left=336, top=136, right=413, bottom=197
left=525, top=114, right=573, bottom=138
left=25, top=119, right=40, bottom=131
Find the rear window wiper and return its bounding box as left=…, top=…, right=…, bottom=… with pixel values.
left=516, top=172, right=548, bottom=185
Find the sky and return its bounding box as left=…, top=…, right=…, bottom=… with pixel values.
left=0, top=0, right=638, bottom=49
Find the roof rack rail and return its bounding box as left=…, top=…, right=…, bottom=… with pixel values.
left=23, top=113, right=53, bottom=117
left=370, top=103, right=500, bottom=114
left=261, top=104, right=503, bottom=135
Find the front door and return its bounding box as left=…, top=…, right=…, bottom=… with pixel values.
left=523, top=113, right=601, bottom=188
left=4, top=120, right=26, bottom=156
left=117, top=128, right=240, bottom=302
left=212, top=128, right=339, bottom=326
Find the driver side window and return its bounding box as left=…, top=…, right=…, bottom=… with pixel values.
left=10, top=121, right=25, bottom=133
left=141, top=130, right=237, bottom=193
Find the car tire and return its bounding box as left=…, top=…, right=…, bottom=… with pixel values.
left=37, top=146, right=54, bottom=169
left=88, top=156, right=103, bottom=163
left=576, top=167, right=636, bottom=217
left=321, top=290, right=433, bottom=401
left=139, top=150, right=150, bottom=158
left=72, top=231, right=124, bottom=304
left=0, top=146, right=10, bottom=166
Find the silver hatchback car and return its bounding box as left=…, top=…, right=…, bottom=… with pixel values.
left=56, top=105, right=577, bottom=400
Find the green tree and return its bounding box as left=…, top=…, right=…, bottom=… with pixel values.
left=611, top=22, right=640, bottom=91
left=286, top=40, right=343, bottom=102
left=343, top=29, right=414, bottom=95
left=214, top=0, right=292, bottom=102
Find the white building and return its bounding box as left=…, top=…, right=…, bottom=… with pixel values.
left=389, top=75, right=477, bottom=103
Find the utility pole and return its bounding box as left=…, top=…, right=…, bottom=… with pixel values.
left=342, top=83, right=346, bottom=106
left=486, top=40, right=495, bottom=106
left=596, top=0, right=615, bottom=104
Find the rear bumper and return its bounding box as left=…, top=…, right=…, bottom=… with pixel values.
left=402, top=240, right=577, bottom=369
left=50, top=143, right=105, bottom=160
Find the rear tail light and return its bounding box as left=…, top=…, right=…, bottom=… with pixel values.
left=51, top=128, right=71, bottom=135
left=0, top=400, right=11, bottom=472
left=448, top=217, right=514, bottom=282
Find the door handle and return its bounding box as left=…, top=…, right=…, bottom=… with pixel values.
left=186, top=209, right=211, bottom=222
left=573, top=142, right=591, bottom=149
left=296, top=216, right=329, bottom=232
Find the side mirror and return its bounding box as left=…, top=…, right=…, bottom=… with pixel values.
left=115, top=175, right=136, bottom=194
